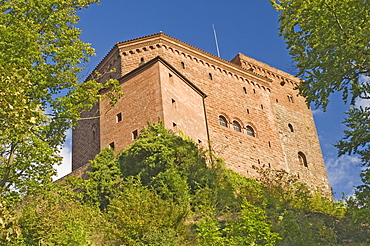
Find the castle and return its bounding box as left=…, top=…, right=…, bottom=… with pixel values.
left=72, top=32, right=330, bottom=192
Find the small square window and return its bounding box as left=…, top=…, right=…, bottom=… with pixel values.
left=116, top=113, right=122, bottom=122
left=132, top=130, right=138, bottom=140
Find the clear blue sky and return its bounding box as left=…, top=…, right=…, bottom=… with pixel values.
left=56, top=0, right=364, bottom=199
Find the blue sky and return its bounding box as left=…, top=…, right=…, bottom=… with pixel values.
left=56, top=0, right=365, bottom=199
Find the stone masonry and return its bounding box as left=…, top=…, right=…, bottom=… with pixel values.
left=72, top=32, right=330, bottom=193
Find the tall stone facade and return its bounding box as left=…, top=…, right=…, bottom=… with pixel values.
left=72, top=32, right=330, bottom=193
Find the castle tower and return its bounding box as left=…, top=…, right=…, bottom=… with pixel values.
left=72, top=33, right=330, bottom=193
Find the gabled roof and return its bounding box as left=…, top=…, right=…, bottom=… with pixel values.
left=101, top=56, right=207, bottom=98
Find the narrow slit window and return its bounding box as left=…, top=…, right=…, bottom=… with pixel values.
left=298, top=152, right=308, bottom=167
left=181, top=62, right=185, bottom=69
left=288, top=123, right=294, bottom=132
left=208, top=73, right=213, bottom=80
left=132, top=130, right=138, bottom=140
left=287, top=94, right=294, bottom=103
left=116, top=113, right=122, bottom=122
left=243, top=87, right=247, bottom=94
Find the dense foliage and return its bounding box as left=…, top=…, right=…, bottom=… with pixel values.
left=2, top=124, right=369, bottom=245
left=0, top=0, right=123, bottom=200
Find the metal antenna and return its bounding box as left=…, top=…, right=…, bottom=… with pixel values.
left=212, top=24, right=221, bottom=58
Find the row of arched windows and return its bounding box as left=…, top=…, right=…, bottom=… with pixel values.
left=219, top=115, right=256, bottom=137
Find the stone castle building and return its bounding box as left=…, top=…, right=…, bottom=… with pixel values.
left=72, top=32, right=330, bottom=192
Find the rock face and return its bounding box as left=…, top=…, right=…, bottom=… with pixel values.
left=72, top=32, right=330, bottom=194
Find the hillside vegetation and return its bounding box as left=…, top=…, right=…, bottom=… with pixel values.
left=1, top=124, right=369, bottom=245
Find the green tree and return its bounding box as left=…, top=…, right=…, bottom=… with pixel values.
left=269, top=0, right=370, bottom=167
left=16, top=185, right=107, bottom=246
left=270, top=0, right=369, bottom=107
left=118, top=124, right=210, bottom=202
left=106, top=177, right=188, bottom=246
left=67, top=148, right=122, bottom=210
left=0, top=0, right=120, bottom=198
left=346, top=168, right=370, bottom=243
left=0, top=201, right=21, bottom=245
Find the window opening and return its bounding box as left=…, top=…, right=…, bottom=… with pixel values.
left=287, top=94, right=294, bottom=103
left=173, top=122, right=177, bottom=132
left=132, top=130, right=138, bottom=140
left=253, top=89, right=256, bottom=94
left=219, top=115, right=228, bottom=127
left=181, top=62, right=185, bottom=69
left=288, top=123, right=294, bottom=132
left=116, top=113, right=122, bottom=122
left=247, top=109, right=250, bottom=114
left=208, top=73, right=213, bottom=80
left=109, top=142, right=115, bottom=149
left=92, top=130, right=96, bottom=140
left=140, top=57, right=145, bottom=64
left=243, top=87, right=247, bottom=94
left=298, top=152, right=308, bottom=167
left=246, top=125, right=255, bottom=137
left=233, top=121, right=242, bottom=132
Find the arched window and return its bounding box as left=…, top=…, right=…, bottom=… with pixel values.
left=219, top=115, right=228, bottom=127
left=246, top=125, right=255, bottom=137
left=233, top=121, right=242, bottom=132
left=288, top=123, right=294, bottom=132
left=298, top=152, right=308, bottom=167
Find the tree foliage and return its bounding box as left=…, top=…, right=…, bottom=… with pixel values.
left=270, top=0, right=369, bottom=108
left=3, top=124, right=369, bottom=245
left=0, top=0, right=123, bottom=199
